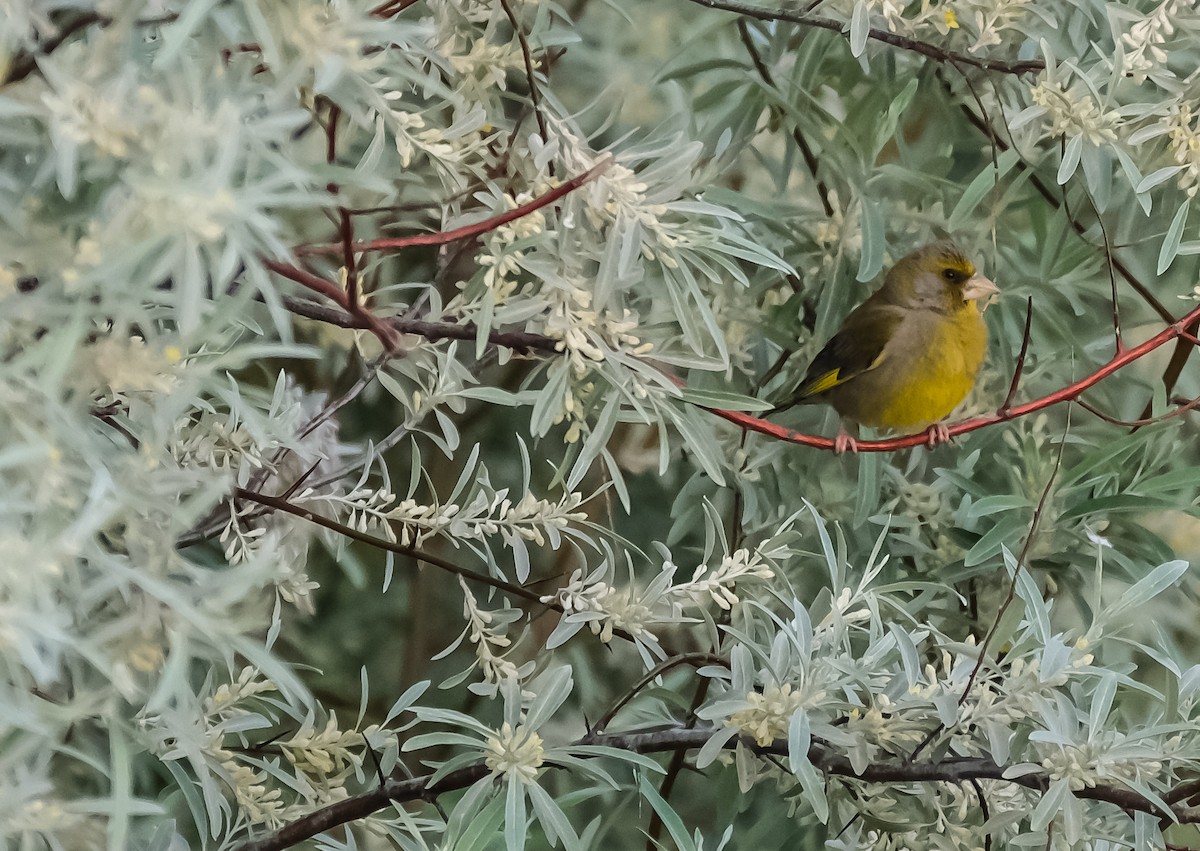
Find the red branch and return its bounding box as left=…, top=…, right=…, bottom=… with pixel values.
left=261, top=258, right=401, bottom=351
left=264, top=159, right=610, bottom=352
left=703, top=302, right=1200, bottom=452
left=295, top=157, right=612, bottom=257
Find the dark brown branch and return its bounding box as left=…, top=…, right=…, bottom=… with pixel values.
left=682, top=0, right=1044, bottom=75
left=1166, top=779, right=1200, bottom=805
left=234, top=725, right=1200, bottom=851
left=4, top=12, right=104, bottom=85
left=498, top=0, right=551, bottom=149
left=281, top=295, right=562, bottom=354
left=234, top=487, right=550, bottom=607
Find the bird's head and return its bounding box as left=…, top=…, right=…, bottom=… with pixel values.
left=881, top=241, right=999, bottom=313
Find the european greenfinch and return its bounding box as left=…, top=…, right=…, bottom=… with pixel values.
left=781, top=241, right=998, bottom=452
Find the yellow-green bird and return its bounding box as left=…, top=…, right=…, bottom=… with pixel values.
left=783, top=241, right=998, bottom=452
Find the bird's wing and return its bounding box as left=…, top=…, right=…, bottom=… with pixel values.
left=791, top=304, right=905, bottom=401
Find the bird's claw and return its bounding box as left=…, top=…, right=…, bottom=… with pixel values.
left=834, top=430, right=859, bottom=454
left=924, top=423, right=952, bottom=447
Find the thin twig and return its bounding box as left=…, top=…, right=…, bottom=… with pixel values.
left=1136, top=322, right=1200, bottom=429
left=971, top=778, right=993, bottom=851
left=754, top=347, right=795, bottom=396
left=370, top=0, right=423, bottom=17
left=1087, top=192, right=1122, bottom=354
left=3, top=12, right=176, bottom=85
left=269, top=162, right=610, bottom=352
left=1075, top=393, right=1200, bottom=428
left=953, top=63, right=1000, bottom=180
left=234, top=487, right=549, bottom=607
left=999, top=296, right=1034, bottom=416
left=681, top=0, right=1044, bottom=75
left=952, top=94, right=1173, bottom=324
left=948, top=75, right=1196, bottom=425
left=736, top=19, right=835, bottom=217
left=646, top=679, right=712, bottom=851
left=296, top=158, right=612, bottom=257
left=281, top=295, right=562, bottom=353
left=234, top=486, right=646, bottom=648
left=959, top=413, right=1069, bottom=705
left=261, top=259, right=401, bottom=351
left=498, top=0, right=552, bottom=153
left=908, top=420, right=1068, bottom=763
left=590, top=653, right=726, bottom=736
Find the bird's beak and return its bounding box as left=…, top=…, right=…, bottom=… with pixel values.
left=962, top=273, right=999, bottom=305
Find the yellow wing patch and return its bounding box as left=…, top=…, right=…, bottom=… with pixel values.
left=803, top=369, right=843, bottom=395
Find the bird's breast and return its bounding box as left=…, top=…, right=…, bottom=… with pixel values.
left=830, top=307, right=988, bottom=431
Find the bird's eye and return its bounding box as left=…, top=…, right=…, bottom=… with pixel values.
left=942, top=268, right=961, bottom=282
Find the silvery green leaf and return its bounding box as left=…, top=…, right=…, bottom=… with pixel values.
left=1136, top=166, right=1184, bottom=195
left=849, top=1, right=871, bottom=57
left=1057, top=135, right=1084, bottom=185
left=504, top=777, right=527, bottom=851
left=1158, top=202, right=1190, bottom=274
left=639, top=774, right=695, bottom=851
left=857, top=197, right=885, bottom=282
left=677, top=388, right=773, bottom=411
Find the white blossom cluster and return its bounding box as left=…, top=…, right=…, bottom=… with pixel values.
left=294, top=467, right=589, bottom=580
left=440, top=576, right=533, bottom=692
left=138, top=665, right=411, bottom=834
left=689, top=548, right=1195, bottom=849
left=541, top=532, right=783, bottom=664
left=825, top=0, right=1030, bottom=55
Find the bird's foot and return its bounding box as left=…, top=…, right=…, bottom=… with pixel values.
left=923, top=423, right=953, bottom=447
left=833, top=425, right=859, bottom=454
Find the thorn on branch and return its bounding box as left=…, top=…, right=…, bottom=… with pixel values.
left=370, top=0, right=422, bottom=18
